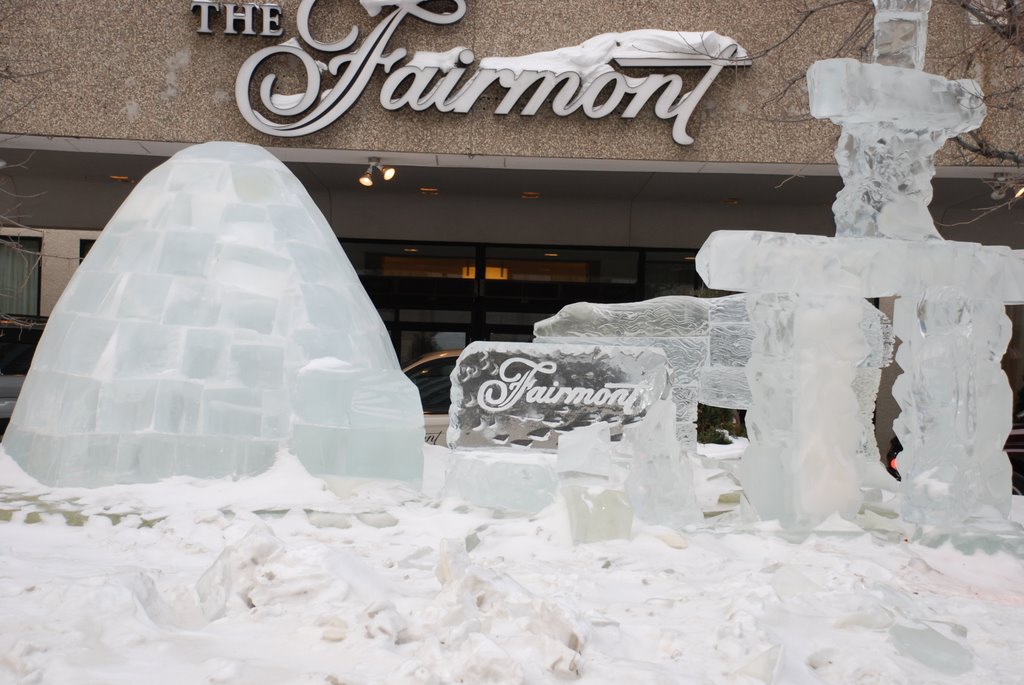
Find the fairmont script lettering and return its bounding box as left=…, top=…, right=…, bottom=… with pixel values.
left=477, top=358, right=645, bottom=414
left=211, top=0, right=750, bottom=144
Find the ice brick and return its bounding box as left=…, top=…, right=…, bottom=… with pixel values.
left=443, top=451, right=558, bottom=513
left=562, top=485, right=634, bottom=544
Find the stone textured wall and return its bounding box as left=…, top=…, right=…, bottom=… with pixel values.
left=2, top=0, right=1013, bottom=167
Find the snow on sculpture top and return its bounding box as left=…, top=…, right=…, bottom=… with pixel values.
left=2, top=142, right=424, bottom=487
left=479, top=30, right=750, bottom=84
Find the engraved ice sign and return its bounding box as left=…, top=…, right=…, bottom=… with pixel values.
left=448, top=341, right=671, bottom=450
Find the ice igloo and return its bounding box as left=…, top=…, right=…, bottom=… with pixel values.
left=1, top=142, right=425, bottom=487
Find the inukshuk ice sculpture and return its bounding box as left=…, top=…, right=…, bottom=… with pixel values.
left=2, top=142, right=425, bottom=487
left=698, top=0, right=1024, bottom=527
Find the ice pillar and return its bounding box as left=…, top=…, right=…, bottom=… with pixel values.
left=892, top=289, right=1014, bottom=524
left=742, top=294, right=870, bottom=526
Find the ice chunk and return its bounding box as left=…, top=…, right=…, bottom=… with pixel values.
left=447, top=341, right=670, bottom=451
left=556, top=422, right=613, bottom=479
left=442, top=451, right=558, bottom=513
left=3, top=142, right=424, bottom=486
left=889, top=623, right=972, bottom=675
left=873, top=0, right=932, bottom=69
left=561, top=485, right=633, bottom=544
left=624, top=400, right=701, bottom=528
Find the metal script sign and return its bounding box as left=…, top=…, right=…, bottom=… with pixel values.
left=448, top=341, right=670, bottom=451
left=192, top=0, right=751, bottom=145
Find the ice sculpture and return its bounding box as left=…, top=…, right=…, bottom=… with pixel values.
left=444, top=341, right=700, bottom=528
left=447, top=341, right=670, bottom=450
left=697, top=0, right=1024, bottom=527
left=1, top=142, right=424, bottom=487
left=535, top=295, right=892, bottom=465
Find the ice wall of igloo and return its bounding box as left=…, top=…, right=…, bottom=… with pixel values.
left=2, top=142, right=424, bottom=486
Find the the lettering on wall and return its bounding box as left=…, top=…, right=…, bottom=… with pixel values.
left=191, top=2, right=283, bottom=36
left=192, top=0, right=751, bottom=145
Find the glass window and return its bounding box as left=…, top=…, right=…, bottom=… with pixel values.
left=644, top=251, right=699, bottom=298
left=405, top=358, right=457, bottom=414
left=400, top=330, right=467, bottom=366
left=0, top=237, right=41, bottom=317
left=489, top=332, right=533, bottom=343
left=485, top=247, right=638, bottom=284
left=485, top=311, right=553, bottom=326
left=342, top=241, right=476, bottom=280
left=400, top=309, right=472, bottom=324
left=80, top=239, right=96, bottom=262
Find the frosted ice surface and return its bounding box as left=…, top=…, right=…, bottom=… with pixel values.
left=2, top=142, right=424, bottom=486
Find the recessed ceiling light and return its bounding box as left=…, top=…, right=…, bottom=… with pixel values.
left=403, top=248, right=419, bottom=253
left=543, top=252, right=559, bottom=257
left=419, top=187, right=439, bottom=196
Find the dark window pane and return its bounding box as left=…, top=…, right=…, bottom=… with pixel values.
left=342, top=241, right=476, bottom=280
left=0, top=237, right=41, bottom=317
left=644, top=251, right=699, bottom=298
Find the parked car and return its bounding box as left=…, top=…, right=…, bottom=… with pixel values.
left=402, top=349, right=462, bottom=447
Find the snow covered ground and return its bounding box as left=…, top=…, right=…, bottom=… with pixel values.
left=1, top=441, right=1023, bottom=685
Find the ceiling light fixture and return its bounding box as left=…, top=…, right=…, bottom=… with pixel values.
left=522, top=191, right=541, bottom=200
left=419, top=187, right=439, bottom=196
left=543, top=252, right=559, bottom=257
left=1016, top=186, right=1024, bottom=200
left=358, top=157, right=397, bottom=187
left=358, top=167, right=374, bottom=187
